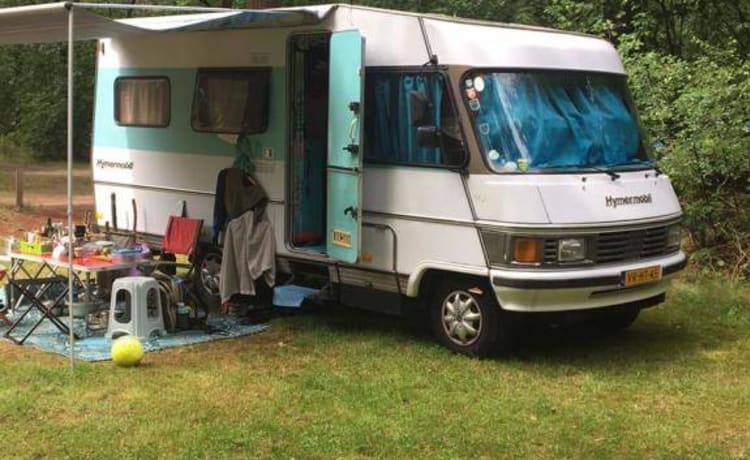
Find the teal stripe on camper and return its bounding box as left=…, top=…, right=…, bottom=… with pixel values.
left=93, top=67, right=287, bottom=161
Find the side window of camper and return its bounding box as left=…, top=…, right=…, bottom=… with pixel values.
left=364, top=72, right=465, bottom=167
left=114, top=77, right=170, bottom=127
left=191, top=68, right=271, bottom=134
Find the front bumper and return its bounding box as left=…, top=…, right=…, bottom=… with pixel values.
left=491, top=251, right=687, bottom=312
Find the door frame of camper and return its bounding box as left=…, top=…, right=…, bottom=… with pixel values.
left=285, top=31, right=332, bottom=257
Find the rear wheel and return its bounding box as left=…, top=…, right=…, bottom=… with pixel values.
left=430, top=278, right=515, bottom=357
left=193, top=246, right=222, bottom=311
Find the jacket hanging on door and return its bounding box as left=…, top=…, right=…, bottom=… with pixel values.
left=213, top=167, right=268, bottom=244
left=219, top=209, right=276, bottom=303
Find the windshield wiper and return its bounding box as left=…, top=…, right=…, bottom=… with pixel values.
left=613, top=158, right=662, bottom=176
left=588, top=166, right=621, bottom=181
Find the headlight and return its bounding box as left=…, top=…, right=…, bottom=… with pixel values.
left=480, top=230, right=507, bottom=265
left=512, top=237, right=542, bottom=265
left=558, top=238, right=586, bottom=262
left=480, top=230, right=589, bottom=266
left=667, top=225, right=682, bottom=249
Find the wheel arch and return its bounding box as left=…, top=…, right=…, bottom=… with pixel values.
left=406, top=262, right=490, bottom=299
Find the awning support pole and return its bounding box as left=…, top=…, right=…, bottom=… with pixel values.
left=67, top=3, right=75, bottom=371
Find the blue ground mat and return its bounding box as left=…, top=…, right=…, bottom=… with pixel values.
left=273, top=284, right=319, bottom=308
left=1, top=290, right=269, bottom=362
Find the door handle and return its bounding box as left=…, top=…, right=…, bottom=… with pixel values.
left=344, top=206, right=358, bottom=220
left=345, top=117, right=360, bottom=154
left=343, top=144, right=359, bottom=154
left=348, top=117, right=359, bottom=144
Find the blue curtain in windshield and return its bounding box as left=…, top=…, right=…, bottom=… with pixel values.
left=474, top=73, right=640, bottom=170
left=369, top=74, right=442, bottom=164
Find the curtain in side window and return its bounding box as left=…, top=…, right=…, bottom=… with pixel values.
left=369, top=73, right=443, bottom=164
left=198, top=78, right=248, bottom=132
left=116, top=78, right=169, bottom=127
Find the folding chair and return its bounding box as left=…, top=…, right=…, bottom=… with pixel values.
left=0, top=267, right=77, bottom=344
left=149, top=216, right=206, bottom=327
left=157, top=216, right=204, bottom=277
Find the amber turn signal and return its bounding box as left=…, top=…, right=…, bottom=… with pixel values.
left=512, top=238, right=542, bottom=264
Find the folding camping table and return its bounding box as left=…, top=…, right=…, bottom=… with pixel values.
left=3, top=252, right=144, bottom=344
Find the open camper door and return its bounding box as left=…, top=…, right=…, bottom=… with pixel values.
left=326, top=30, right=365, bottom=263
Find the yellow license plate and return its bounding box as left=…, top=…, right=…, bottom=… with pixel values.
left=623, top=265, right=662, bottom=287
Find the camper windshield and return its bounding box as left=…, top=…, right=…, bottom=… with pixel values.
left=464, top=71, right=652, bottom=173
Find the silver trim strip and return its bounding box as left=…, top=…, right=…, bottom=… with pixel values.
left=364, top=209, right=682, bottom=232
left=95, top=180, right=213, bottom=197
left=476, top=213, right=683, bottom=232
left=362, top=210, right=476, bottom=227
left=94, top=180, right=285, bottom=204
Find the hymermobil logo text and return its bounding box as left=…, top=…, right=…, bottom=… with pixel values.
left=96, top=159, right=133, bottom=170
left=605, top=193, right=653, bottom=208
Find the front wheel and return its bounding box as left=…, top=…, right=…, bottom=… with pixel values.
left=430, top=279, right=516, bottom=357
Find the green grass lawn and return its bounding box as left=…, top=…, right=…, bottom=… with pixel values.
left=1, top=274, right=748, bottom=459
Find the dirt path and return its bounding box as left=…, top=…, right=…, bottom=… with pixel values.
left=0, top=194, right=93, bottom=209
left=0, top=164, right=94, bottom=238
left=0, top=162, right=90, bottom=176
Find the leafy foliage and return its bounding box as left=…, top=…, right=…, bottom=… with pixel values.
left=622, top=43, right=750, bottom=276
left=0, top=0, right=747, bottom=274
left=0, top=41, right=94, bottom=160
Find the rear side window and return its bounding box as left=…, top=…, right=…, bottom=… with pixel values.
left=115, top=77, right=170, bottom=127
left=191, top=68, right=270, bottom=134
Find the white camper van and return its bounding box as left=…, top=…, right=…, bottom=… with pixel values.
left=90, top=4, right=687, bottom=355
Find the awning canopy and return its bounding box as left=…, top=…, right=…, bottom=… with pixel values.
left=0, top=1, right=335, bottom=369
left=0, top=2, right=332, bottom=45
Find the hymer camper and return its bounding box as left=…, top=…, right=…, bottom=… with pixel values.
left=86, top=4, right=687, bottom=355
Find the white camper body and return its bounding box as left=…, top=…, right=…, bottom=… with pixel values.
left=89, top=4, right=687, bottom=355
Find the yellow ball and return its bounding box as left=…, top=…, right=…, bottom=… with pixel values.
left=111, top=335, right=145, bottom=367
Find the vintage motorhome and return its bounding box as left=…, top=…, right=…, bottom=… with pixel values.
left=86, top=4, right=687, bottom=355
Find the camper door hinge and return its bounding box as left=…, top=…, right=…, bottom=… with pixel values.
left=344, top=206, right=359, bottom=220
left=348, top=101, right=360, bottom=114
left=343, top=144, right=360, bottom=154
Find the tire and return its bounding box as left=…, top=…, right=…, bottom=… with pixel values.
left=594, top=305, right=640, bottom=330
left=193, top=246, right=222, bottom=311
left=429, top=278, right=516, bottom=357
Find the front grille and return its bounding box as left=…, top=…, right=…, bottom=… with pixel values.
left=537, top=224, right=678, bottom=267
left=593, top=225, right=675, bottom=264
left=543, top=239, right=558, bottom=264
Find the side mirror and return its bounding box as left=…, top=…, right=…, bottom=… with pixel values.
left=409, top=91, right=433, bottom=126
left=416, top=126, right=441, bottom=148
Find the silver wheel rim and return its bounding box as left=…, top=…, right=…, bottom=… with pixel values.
left=200, top=253, right=221, bottom=297
left=441, top=290, right=482, bottom=346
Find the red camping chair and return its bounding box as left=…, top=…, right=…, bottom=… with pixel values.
left=161, top=216, right=203, bottom=274
left=151, top=217, right=207, bottom=325
left=164, top=216, right=203, bottom=254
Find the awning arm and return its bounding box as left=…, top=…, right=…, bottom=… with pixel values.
left=66, top=2, right=75, bottom=370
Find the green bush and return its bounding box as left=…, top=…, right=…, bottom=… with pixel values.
left=0, top=42, right=94, bottom=161
left=622, top=38, right=750, bottom=278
